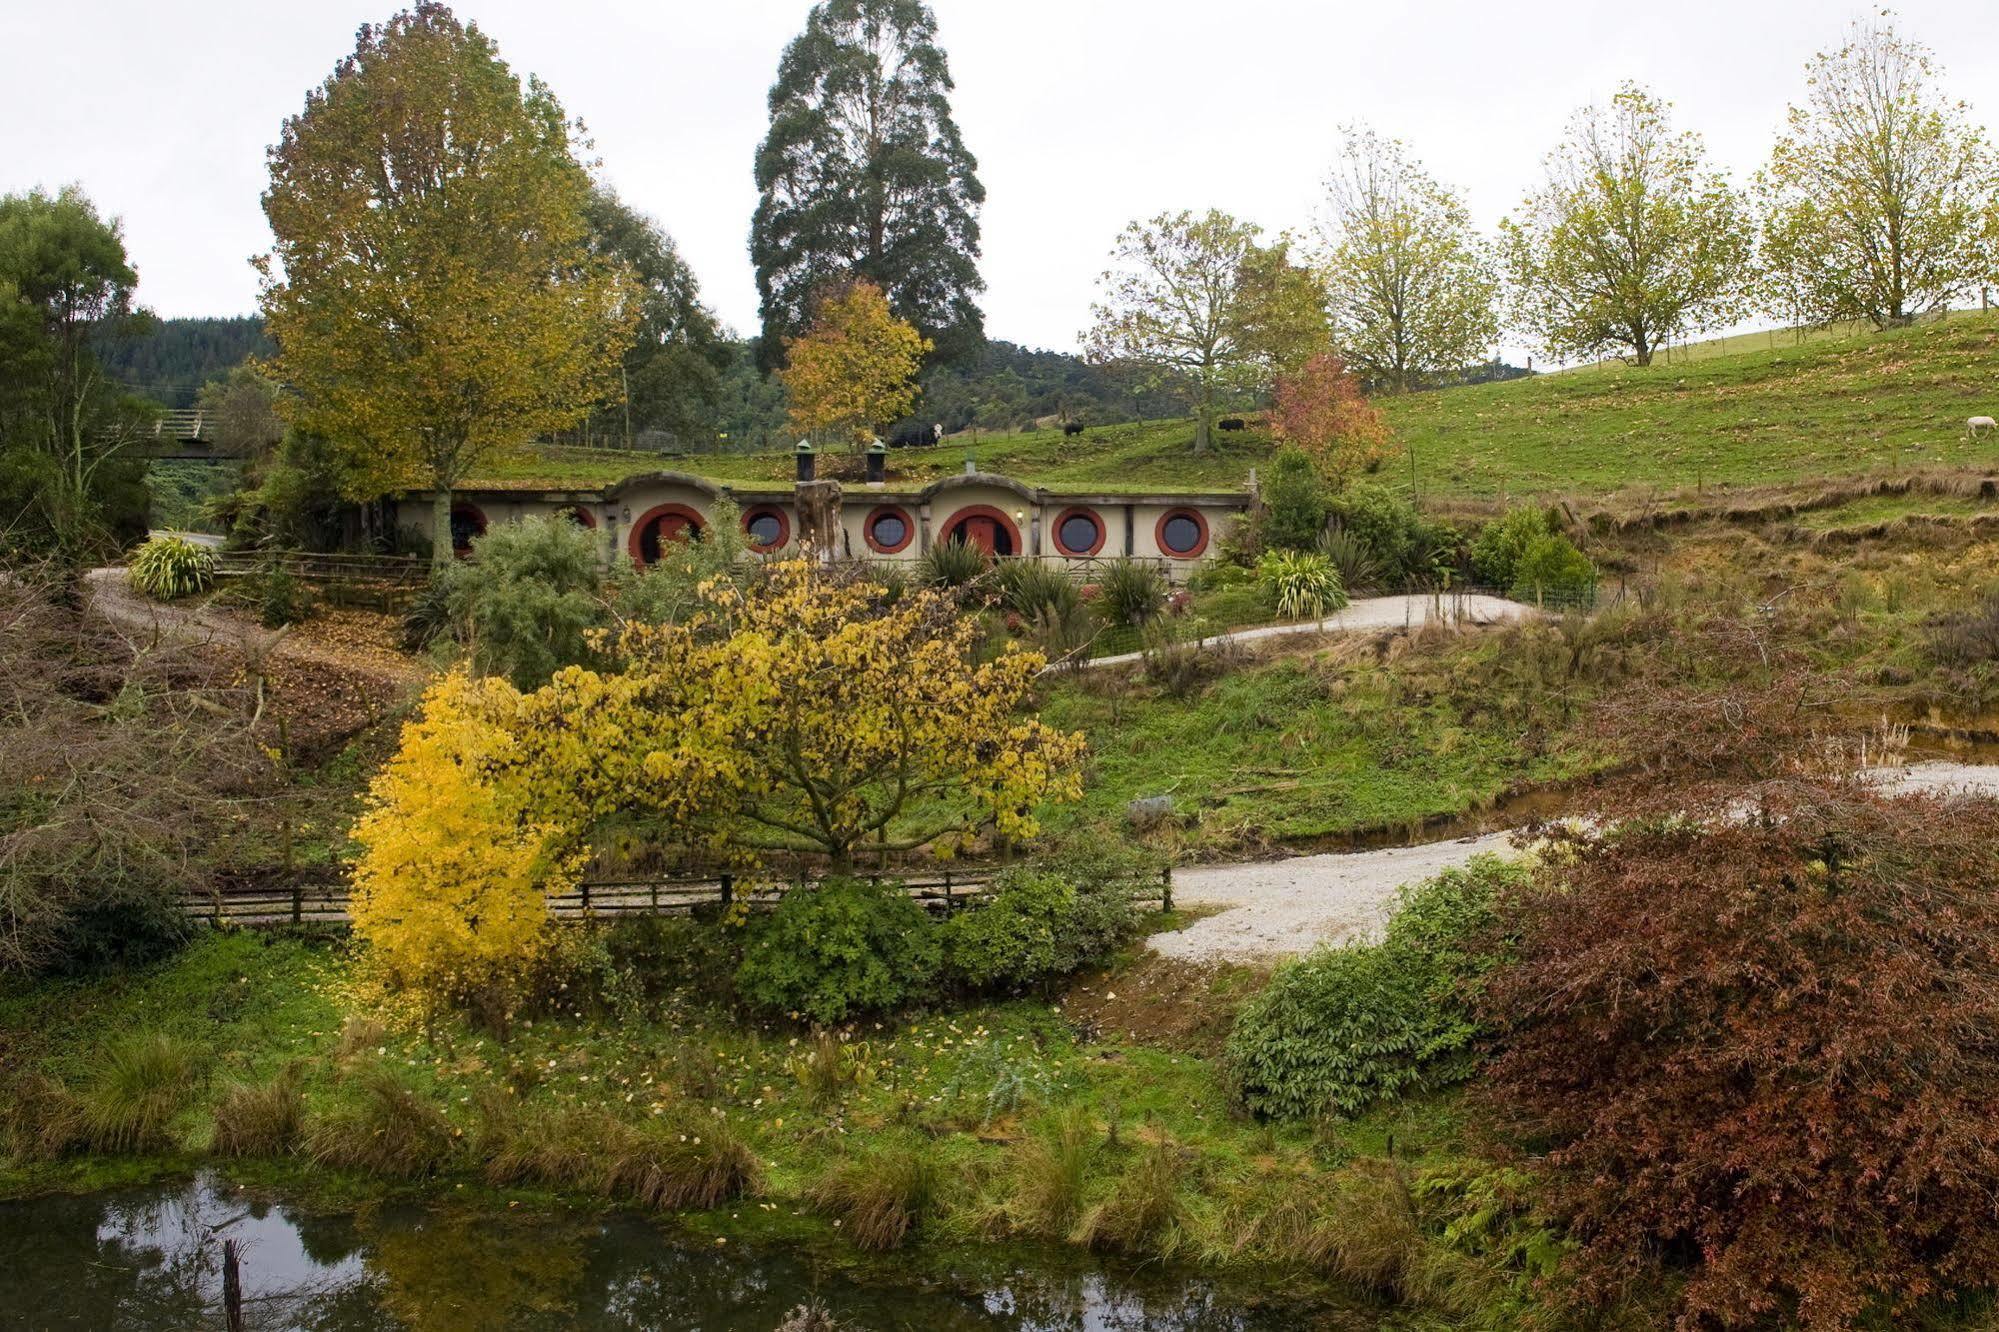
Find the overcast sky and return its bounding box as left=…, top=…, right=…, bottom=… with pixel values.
left=4, top=1, right=1994, bottom=357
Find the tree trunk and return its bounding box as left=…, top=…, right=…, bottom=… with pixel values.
left=1192, top=376, right=1213, bottom=455
left=431, top=488, right=453, bottom=568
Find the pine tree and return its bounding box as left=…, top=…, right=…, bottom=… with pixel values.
left=750, top=0, right=984, bottom=369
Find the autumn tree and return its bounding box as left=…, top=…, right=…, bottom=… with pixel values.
left=1270, top=352, right=1392, bottom=481
left=1500, top=84, right=1754, bottom=366
left=1758, top=16, right=1999, bottom=329
left=1084, top=211, right=1329, bottom=453
left=751, top=0, right=985, bottom=367
left=196, top=364, right=285, bottom=459
left=256, top=3, right=637, bottom=565
left=1317, top=126, right=1498, bottom=392
left=778, top=280, right=931, bottom=448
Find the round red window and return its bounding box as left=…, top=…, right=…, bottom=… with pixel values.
left=864, top=505, right=915, bottom=554
left=1155, top=507, right=1209, bottom=558
left=1052, top=506, right=1106, bottom=558
left=741, top=505, right=789, bottom=552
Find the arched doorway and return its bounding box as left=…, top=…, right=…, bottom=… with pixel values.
left=628, top=503, right=707, bottom=565
left=449, top=503, right=487, bottom=556
left=941, top=505, right=1019, bottom=557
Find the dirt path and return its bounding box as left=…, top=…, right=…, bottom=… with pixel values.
left=1153, top=760, right=1999, bottom=964
left=1082, top=592, right=1536, bottom=670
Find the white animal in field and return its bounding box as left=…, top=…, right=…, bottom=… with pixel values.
left=1970, top=415, right=1998, bottom=439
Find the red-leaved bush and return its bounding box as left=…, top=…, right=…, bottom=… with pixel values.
left=1479, top=783, right=1999, bottom=1329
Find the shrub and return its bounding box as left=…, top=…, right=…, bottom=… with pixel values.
left=79, top=1031, right=204, bottom=1154
left=399, top=574, right=454, bottom=652
left=1315, top=526, right=1379, bottom=594
left=1225, top=857, right=1520, bottom=1120
left=809, top=1145, right=936, bottom=1250
left=127, top=534, right=216, bottom=600
left=210, top=1067, right=305, bottom=1158
left=918, top=537, right=990, bottom=589
left=1510, top=533, right=1596, bottom=606
left=1257, top=550, right=1347, bottom=620
left=735, top=878, right=941, bottom=1024
left=1928, top=588, right=1999, bottom=666
left=1479, top=789, right=1999, bottom=1329
left=307, top=1064, right=458, bottom=1177
left=1258, top=447, right=1329, bottom=551
left=44, top=888, right=193, bottom=976
left=254, top=562, right=313, bottom=628
left=441, top=514, right=605, bottom=690
left=1469, top=507, right=1545, bottom=588
left=1095, top=557, right=1167, bottom=627
left=995, top=560, right=1079, bottom=621
left=1326, top=483, right=1453, bottom=587
left=1038, top=835, right=1157, bottom=968
left=609, top=498, right=744, bottom=628
left=944, top=869, right=1077, bottom=990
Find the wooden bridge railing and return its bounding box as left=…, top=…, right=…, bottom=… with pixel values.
left=178, top=867, right=1174, bottom=928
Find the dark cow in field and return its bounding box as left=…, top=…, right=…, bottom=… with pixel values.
left=889, top=422, right=944, bottom=448
left=1062, top=421, right=1086, bottom=436
left=1217, top=417, right=1247, bottom=431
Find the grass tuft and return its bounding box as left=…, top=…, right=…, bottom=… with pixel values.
left=0, top=1074, right=87, bottom=1161
left=77, top=1031, right=203, bottom=1154
left=480, top=1099, right=618, bottom=1192
left=306, top=1064, right=458, bottom=1177
left=809, top=1145, right=936, bottom=1251
left=1008, top=1105, right=1096, bottom=1238
left=210, top=1066, right=305, bottom=1158
left=600, top=1116, right=761, bottom=1211
left=1070, top=1138, right=1190, bottom=1259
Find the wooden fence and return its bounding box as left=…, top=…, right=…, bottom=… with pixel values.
left=212, top=549, right=427, bottom=613
left=178, top=867, right=1174, bottom=928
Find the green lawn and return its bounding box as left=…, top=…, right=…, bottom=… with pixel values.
left=476, top=315, right=1999, bottom=509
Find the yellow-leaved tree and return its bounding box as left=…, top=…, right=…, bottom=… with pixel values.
left=349, top=560, right=1086, bottom=1021
left=255, top=4, right=638, bottom=564
left=778, top=280, right=931, bottom=450
left=349, top=673, right=583, bottom=1030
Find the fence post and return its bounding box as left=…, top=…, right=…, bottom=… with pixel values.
left=292, top=885, right=302, bottom=927
left=650, top=881, right=658, bottom=913
left=1161, top=865, right=1174, bottom=914
left=579, top=881, right=591, bottom=916
left=943, top=871, right=953, bottom=910
left=211, top=889, right=222, bottom=928
left=720, top=873, right=734, bottom=910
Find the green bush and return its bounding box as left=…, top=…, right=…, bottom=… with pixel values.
left=1326, top=484, right=1455, bottom=588
left=1315, top=526, right=1380, bottom=593
left=1259, top=447, right=1330, bottom=552
left=127, top=534, right=216, bottom=600
left=736, top=878, right=941, bottom=1023
left=995, top=560, right=1080, bottom=620
left=610, top=498, right=744, bottom=628
left=254, top=562, right=313, bottom=628
left=1509, top=532, right=1597, bottom=606
left=442, top=514, right=606, bottom=689
left=1468, top=508, right=1553, bottom=589
left=1257, top=550, right=1347, bottom=620
left=945, top=870, right=1076, bottom=989
left=1036, top=834, right=1159, bottom=968
left=1095, top=557, right=1168, bottom=627
left=919, top=537, right=990, bottom=589
left=1224, top=856, right=1523, bottom=1120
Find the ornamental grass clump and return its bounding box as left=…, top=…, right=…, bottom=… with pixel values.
left=78, top=1031, right=204, bottom=1154
left=1007, top=1105, right=1097, bottom=1238
left=1257, top=549, right=1346, bottom=621
left=600, top=1115, right=760, bottom=1211
left=127, top=534, right=216, bottom=601
left=1069, top=1138, right=1191, bottom=1260
left=306, top=1064, right=458, bottom=1178
left=1095, top=557, right=1167, bottom=627
left=1479, top=786, right=1999, bottom=1330
left=918, top=536, right=989, bottom=589
left=209, top=1066, right=305, bottom=1158
left=809, top=1145, right=936, bottom=1250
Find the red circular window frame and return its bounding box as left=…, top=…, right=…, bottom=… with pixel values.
left=449, top=502, right=488, bottom=557
left=864, top=504, right=916, bottom=554
left=626, top=502, right=707, bottom=564
left=740, top=504, right=790, bottom=552
left=566, top=505, right=597, bottom=529
left=1052, top=506, right=1106, bottom=558
left=1154, top=507, right=1210, bottom=559
left=940, top=504, right=1022, bottom=556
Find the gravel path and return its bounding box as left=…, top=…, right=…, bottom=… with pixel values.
left=1083, top=592, right=1536, bottom=669
left=1153, top=760, right=1999, bottom=965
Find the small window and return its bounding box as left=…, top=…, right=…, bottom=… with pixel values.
left=868, top=509, right=911, bottom=552
left=743, top=508, right=786, bottom=550
left=1158, top=509, right=1207, bottom=557
left=1057, top=510, right=1103, bottom=557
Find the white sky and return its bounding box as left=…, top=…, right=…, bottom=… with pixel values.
left=3, top=1, right=1994, bottom=356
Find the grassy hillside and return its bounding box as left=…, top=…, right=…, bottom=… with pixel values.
left=471, top=314, right=1999, bottom=503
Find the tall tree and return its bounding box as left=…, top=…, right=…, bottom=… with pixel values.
left=1758, top=16, right=1999, bottom=329
left=750, top=0, right=984, bottom=369
left=1317, top=126, right=1499, bottom=392
left=0, top=186, right=153, bottom=561
left=1084, top=210, right=1327, bottom=453
left=255, top=3, right=637, bottom=564
left=1500, top=84, right=1754, bottom=366
left=581, top=187, right=726, bottom=445
left=779, top=279, right=930, bottom=448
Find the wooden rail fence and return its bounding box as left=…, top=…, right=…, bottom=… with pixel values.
left=178, top=868, right=1174, bottom=928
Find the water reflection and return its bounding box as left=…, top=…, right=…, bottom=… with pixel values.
left=0, top=1174, right=1371, bottom=1330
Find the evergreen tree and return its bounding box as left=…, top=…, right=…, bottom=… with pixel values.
left=750, top=0, right=985, bottom=369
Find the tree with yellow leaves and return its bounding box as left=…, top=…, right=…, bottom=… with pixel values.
left=778, top=280, right=931, bottom=450
left=349, top=560, right=1086, bottom=1018
left=348, top=673, right=583, bottom=1030
left=256, top=4, right=638, bottom=564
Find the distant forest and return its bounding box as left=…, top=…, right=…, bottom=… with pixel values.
left=99, top=316, right=273, bottom=408
left=109, top=317, right=1525, bottom=442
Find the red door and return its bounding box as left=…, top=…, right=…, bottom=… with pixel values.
left=959, top=516, right=998, bottom=554
left=640, top=512, right=699, bottom=564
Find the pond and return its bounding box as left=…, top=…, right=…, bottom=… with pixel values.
left=0, top=1173, right=1397, bottom=1330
